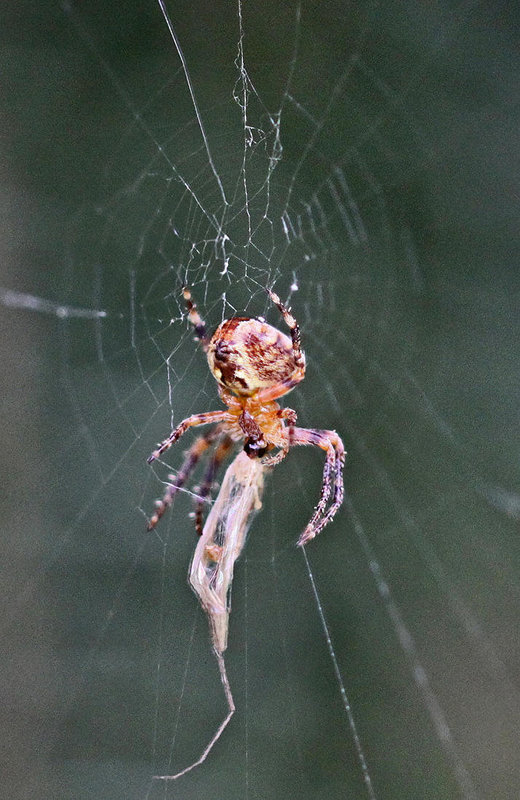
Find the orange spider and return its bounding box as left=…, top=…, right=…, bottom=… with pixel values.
left=147, top=287, right=345, bottom=545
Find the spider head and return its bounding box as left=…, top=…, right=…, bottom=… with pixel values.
left=207, top=317, right=305, bottom=397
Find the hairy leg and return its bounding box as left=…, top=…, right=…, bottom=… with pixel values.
left=289, top=427, right=345, bottom=545
left=183, top=286, right=210, bottom=350
left=147, top=410, right=232, bottom=463
left=193, top=435, right=234, bottom=534
left=147, top=428, right=221, bottom=531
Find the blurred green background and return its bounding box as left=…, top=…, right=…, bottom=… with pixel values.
left=2, top=1, right=520, bottom=798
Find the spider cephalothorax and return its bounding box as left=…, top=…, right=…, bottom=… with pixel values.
left=147, top=287, right=344, bottom=545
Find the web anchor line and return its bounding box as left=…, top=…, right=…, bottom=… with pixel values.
left=301, top=547, right=377, bottom=800
left=156, top=0, right=228, bottom=208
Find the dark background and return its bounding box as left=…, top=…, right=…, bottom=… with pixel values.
left=2, top=1, right=520, bottom=798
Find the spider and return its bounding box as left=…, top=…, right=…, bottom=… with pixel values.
left=147, top=287, right=345, bottom=546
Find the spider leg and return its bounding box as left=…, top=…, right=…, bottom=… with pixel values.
left=253, top=291, right=306, bottom=405
left=147, top=410, right=233, bottom=463
left=267, top=289, right=305, bottom=370
left=183, top=287, right=210, bottom=351
left=289, top=427, right=345, bottom=546
left=147, top=428, right=222, bottom=531
left=193, top=434, right=234, bottom=534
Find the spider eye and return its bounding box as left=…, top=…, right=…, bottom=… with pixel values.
left=214, top=340, right=231, bottom=360
left=244, top=439, right=268, bottom=459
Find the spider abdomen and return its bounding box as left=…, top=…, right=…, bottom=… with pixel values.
left=208, top=317, right=304, bottom=397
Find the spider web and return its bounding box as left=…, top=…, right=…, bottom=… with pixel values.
left=2, top=1, right=520, bottom=798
